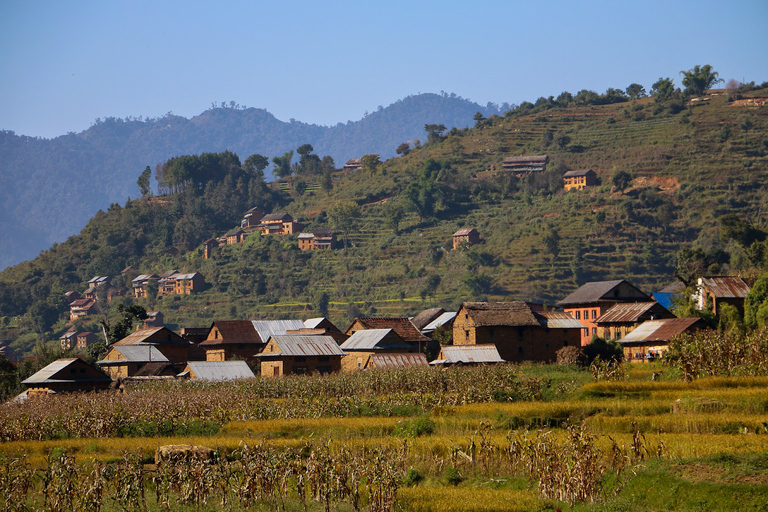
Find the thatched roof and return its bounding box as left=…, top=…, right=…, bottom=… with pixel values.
left=461, top=302, right=540, bottom=327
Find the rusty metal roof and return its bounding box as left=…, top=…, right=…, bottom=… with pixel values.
left=618, top=318, right=708, bottom=344
left=262, top=335, right=345, bottom=357
left=536, top=311, right=583, bottom=329
left=699, top=276, right=751, bottom=299
left=595, top=302, right=672, bottom=324
left=453, top=228, right=478, bottom=237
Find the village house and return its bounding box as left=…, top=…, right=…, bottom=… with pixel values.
left=158, top=270, right=180, bottom=296
left=258, top=213, right=304, bottom=236
left=595, top=302, right=675, bottom=341
left=563, top=169, right=597, bottom=191
left=111, top=327, right=192, bottom=364
left=202, top=238, right=219, bottom=259
left=200, top=319, right=306, bottom=362
left=410, top=308, right=446, bottom=332
left=617, top=317, right=710, bottom=362
left=343, top=158, right=363, bottom=171
left=241, top=207, right=265, bottom=229
left=452, top=302, right=582, bottom=363
left=75, top=332, right=98, bottom=350
left=421, top=311, right=457, bottom=337
left=178, top=361, right=255, bottom=381
left=64, top=291, right=81, bottom=303
left=97, top=345, right=171, bottom=379
left=430, top=344, right=505, bottom=367
left=500, top=155, right=549, bottom=176
left=339, top=328, right=412, bottom=372
left=59, top=328, right=78, bottom=350
left=558, top=280, right=653, bottom=346
left=694, top=276, right=751, bottom=316
left=258, top=335, right=345, bottom=377
left=21, top=358, right=112, bottom=398
left=132, top=274, right=158, bottom=298
left=69, top=298, right=96, bottom=320
left=345, top=317, right=434, bottom=354
left=225, top=228, right=248, bottom=245
left=297, top=229, right=337, bottom=251
left=452, top=228, right=480, bottom=249
left=155, top=271, right=206, bottom=296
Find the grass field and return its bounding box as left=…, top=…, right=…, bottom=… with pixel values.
left=1, top=363, right=767, bottom=511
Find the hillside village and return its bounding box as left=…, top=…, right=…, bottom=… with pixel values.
left=19, top=271, right=750, bottom=399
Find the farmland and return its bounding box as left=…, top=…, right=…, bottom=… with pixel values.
left=1, top=363, right=767, bottom=511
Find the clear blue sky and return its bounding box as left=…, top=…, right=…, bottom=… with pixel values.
left=1, top=0, right=766, bottom=139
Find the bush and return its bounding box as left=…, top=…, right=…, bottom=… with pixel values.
left=393, top=417, right=435, bottom=437
left=556, top=346, right=587, bottom=366
left=403, top=467, right=423, bottom=486
left=444, top=467, right=464, bottom=486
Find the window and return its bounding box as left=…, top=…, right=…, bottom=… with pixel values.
left=583, top=328, right=589, bottom=337
left=575, top=311, right=581, bottom=320
left=592, top=310, right=597, bottom=319
left=592, top=328, right=597, bottom=336
left=584, top=310, right=589, bottom=320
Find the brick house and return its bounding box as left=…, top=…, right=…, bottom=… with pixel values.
left=22, top=358, right=112, bottom=397
left=132, top=274, right=158, bottom=298
left=112, top=327, right=191, bottom=365
left=617, top=317, right=710, bottom=362
left=694, top=276, right=751, bottom=316
left=557, top=280, right=653, bottom=346
left=297, top=229, right=337, bottom=250
left=173, top=273, right=206, bottom=295
left=339, top=328, right=412, bottom=372
left=225, top=228, right=248, bottom=245
left=452, top=302, right=582, bottom=363
left=69, top=298, right=96, bottom=320
left=241, top=207, right=265, bottom=229
left=595, top=302, right=675, bottom=341
left=200, top=319, right=306, bottom=362
left=452, top=228, right=480, bottom=249
left=202, top=238, right=219, bottom=259
left=258, top=335, right=344, bottom=377
left=563, top=169, right=597, bottom=191
left=258, top=213, right=304, bottom=236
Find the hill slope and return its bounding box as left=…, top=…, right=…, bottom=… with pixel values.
left=1, top=88, right=766, bottom=359
left=0, top=93, right=504, bottom=269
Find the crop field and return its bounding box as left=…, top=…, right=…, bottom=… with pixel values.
left=1, top=363, right=767, bottom=511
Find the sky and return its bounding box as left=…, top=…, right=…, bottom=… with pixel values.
left=1, top=0, right=767, bottom=139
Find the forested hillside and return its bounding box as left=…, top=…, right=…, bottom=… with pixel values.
left=0, top=93, right=505, bottom=269
left=1, top=76, right=767, bottom=363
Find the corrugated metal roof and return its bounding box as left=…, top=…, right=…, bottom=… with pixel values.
left=113, top=327, right=189, bottom=346
left=252, top=319, right=306, bottom=342
left=595, top=302, right=666, bottom=324
left=304, top=318, right=325, bottom=329
left=618, top=318, right=706, bottom=344
left=369, top=353, right=428, bottom=368
left=563, top=169, right=595, bottom=177
left=700, top=276, right=751, bottom=299
left=453, top=228, right=478, bottom=237
left=99, top=345, right=169, bottom=363
left=351, top=317, right=429, bottom=343
left=174, top=272, right=199, bottom=280
left=433, top=344, right=504, bottom=364
left=423, top=312, right=457, bottom=333
left=185, top=361, right=255, bottom=381
left=340, top=329, right=409, bottom=350
left=263, top=335, right=345, bottom=356
left=558, top=280, right=649, bottom=306
left=411, top=308, right=445, bottom=330
left=536, top=311, right=583, bottom=329
left=22, top=358, right=111, bottom=384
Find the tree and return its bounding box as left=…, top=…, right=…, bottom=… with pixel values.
left=626, top=83, right=647, bottom=99
left=360, top=154, right=381, bottom=175
left=296, top=144, right=313, bottom=156
left=424, top=124, right=447, bottom=144
left=543, top=226, right=560, bottom=263
left=327, top=201, right=361, bottom=249
left=555, top=134, right=571, bottom=149
left=651, top=77, right=676, bottom=102
left=385, top=199, right=407, bottom=235
left=612, top=171, right=632, bottom=192
left=555, top=91, right=573, bottom=106
left=396, top=142, right=411, bottom=156
left=272, top=151, right=294, bottom=179
left=315, top=292, right=330, bottom=317
left=101, top=304, right=148, bottom=345
left=137, top=166, right=152, bottom=197
left=243, top=154, right=269, bottom=180
left=574, top=89, right=599, bottom=105
left=473, top=112, right=486, bottom=127
left=406, top=159, right=443, bottom=222
left=680, top=64, right=723, bottom=97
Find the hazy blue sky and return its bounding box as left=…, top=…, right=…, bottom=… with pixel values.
left=1, top=0, right=766, bottom=138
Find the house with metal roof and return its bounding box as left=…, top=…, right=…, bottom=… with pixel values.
left=131, top=274, right=159, bottom=298
left=500, top=155, right=549, bottom=175
left=297, top=229, right=337, bottom=251
left=345, top=317, right=434, bottom=354
left=258, top=335, right=344, bottom=377
left=22, top=358, right=112, bottom=397
left=452, top=228, right=480, bottom=249
left=365, top=353, right=428, bottom=370
left=617, top=317, right=710, bottom=362
left=410, top=308, right=446, bottom=331
left=339, top=329, right=412, bottom=372
left=563, top=169, right=597, bottom=191
left=113, top=326, right=191, bottom=364
left=97, top=345, right=170, bottom=379
left=453, top=302, right=581, bottom=363
left=430, top=344, right=505, bottom=366
left=200, top=319, right=306, bottom=363
left=595, top=302, right=675, bottom=341
left=557, top=280, right=652, bottom=346
left=422, top=312, right=457, bottom=335
left=179, top=361, right=255, bottom=381
left=694, top=276, right=751, bottom=316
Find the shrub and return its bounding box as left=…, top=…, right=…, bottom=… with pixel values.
left=444, top=467, right=464, bottom=486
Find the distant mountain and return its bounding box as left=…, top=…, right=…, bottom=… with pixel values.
left=0, top=93, right=505, bottom=269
